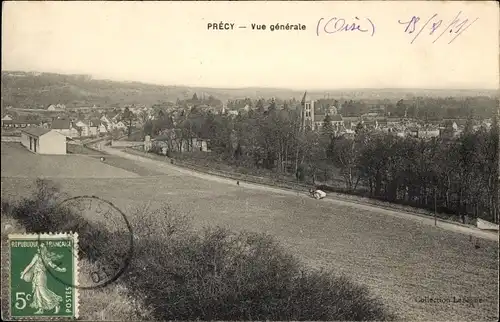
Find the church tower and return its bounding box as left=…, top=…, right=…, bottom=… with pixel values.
left=300, top=91, right=315, bottom=131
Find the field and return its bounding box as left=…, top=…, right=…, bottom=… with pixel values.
left=1, top=143, right=138, bottom=178
left=1, top=142, right=498, bottom=321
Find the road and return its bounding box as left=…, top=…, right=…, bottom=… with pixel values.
left=104, top=147, right=498, bottom=241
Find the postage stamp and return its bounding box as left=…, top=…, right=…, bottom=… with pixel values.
left=8, top=233, right=79, bottom=320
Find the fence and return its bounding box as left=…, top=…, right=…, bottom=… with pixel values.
left=111, top=140, right=144, bottom=148
left=123, top=147, right=312, bottom=192
left=122, top=147, right=498, bottom=230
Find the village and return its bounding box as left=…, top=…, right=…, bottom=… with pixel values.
left=1, top=92, right=495, bottom=157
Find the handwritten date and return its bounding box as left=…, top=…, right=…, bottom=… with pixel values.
left=398, top=11, right=479, bottom=44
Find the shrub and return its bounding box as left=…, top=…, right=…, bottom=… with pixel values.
left=4, top=179, right=395, bottom=321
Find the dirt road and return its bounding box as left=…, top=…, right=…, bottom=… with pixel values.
left=104, top=147, right=498, bottom=242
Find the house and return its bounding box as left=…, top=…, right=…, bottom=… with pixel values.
left=114, top=121, right=126, bottom=130
left=20, top=128, right=67, bottom=155
left=417, top=128, right=440, bottom=139
left=314, top=113, right=344, bottom=132
left=440, top=120, right=460, bottom=138
left=74, top=120, right=90, bottom=137
left=1, top=115, right=13, bottom=121
left=192, top=138, right=210, bottom=152
left=111, top=113, right=122, bottom=123
left=100, top=115, right=112, bottom=124
left=97, top=123, right=108, bottom=134
left=51, top=119, right=78, bottom=138
left=47, top=104, right=57, bottom=111
left=362, top=119, right=380, bottom=130
left=87, top=119, right=101, bottom=136
left=100, top=115, right=114, bottom=130
left=2, top=119, right=40, bottom=128
left=406, top=127, right=419, bottom=137
left=343, top=116, right=362, bottom=130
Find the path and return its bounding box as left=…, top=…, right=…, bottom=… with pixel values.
left=103, top=147, right=498, bottom=242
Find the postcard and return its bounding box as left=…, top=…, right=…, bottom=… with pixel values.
left=2, top=1, right=498, bottom=321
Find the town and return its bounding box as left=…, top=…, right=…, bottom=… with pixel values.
left=2, top=76, right=498, bottom=229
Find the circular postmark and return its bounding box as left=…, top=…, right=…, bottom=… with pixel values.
left=38, top=195, right=134, bottom=289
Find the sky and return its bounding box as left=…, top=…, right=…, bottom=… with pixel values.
left=2, top=1, right=499, bottom=90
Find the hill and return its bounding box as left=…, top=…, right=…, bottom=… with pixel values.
left=1, top=70, right=498, bottom=109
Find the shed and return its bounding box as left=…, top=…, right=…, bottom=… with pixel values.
left=20, top=128, right=67, bottom=155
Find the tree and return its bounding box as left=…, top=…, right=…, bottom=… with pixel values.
left=329, top=137, right=360, bottom=191
left=123, top=107, right=134, bottom=138
left=256, top=99, right=265, bottom=112
left=321, top=115, right=334, bottom=138
left=268, top=99, right=277, bottom=112
left=143, top=120, right=154, bottom=136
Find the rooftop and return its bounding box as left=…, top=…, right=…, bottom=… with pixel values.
left=21, top=127, right=52, bottom=137
left=51, top=119, right=71, bottom=129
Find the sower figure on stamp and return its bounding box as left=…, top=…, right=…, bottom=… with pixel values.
left=20, top=243, right=66, bottom=314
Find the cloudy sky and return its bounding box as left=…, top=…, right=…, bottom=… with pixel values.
left=2, top=1, right=498, bottom=89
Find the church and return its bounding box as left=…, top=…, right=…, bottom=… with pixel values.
left=300, top=91, right=344, bottom=132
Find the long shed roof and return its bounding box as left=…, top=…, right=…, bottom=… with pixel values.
left=21, top=128, right=52, bottom=137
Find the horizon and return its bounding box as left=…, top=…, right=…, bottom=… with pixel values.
left=2, top=1, right=499, bottom=90
left=3, top=69, right=499, bottom=93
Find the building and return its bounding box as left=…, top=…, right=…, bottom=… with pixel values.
left=417, top=128, right=440, bottom=139
left=51, top=119, right=78, bottom=138
left=114, top=121, right=127, bottom=130
left=20, top=128, right=67, bottom=155
left=74, top=120, right=90, bottom=137
left=98, top=123, right=108, bottom=134
left=300, top=91, right=315, bottom=130
left=2, top=119, right=41, bottom=128
left=88, top=119, right=101, bottom=136
left=227, top=110, right=239, bottom=117
left=314, top=105, right=344, bottom=132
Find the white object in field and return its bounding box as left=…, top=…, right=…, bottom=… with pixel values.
left=314, top=190, right=326, bottom=199
left=476, top=218, right=499, bottom=231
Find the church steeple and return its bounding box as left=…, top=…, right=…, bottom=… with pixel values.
left=300, top=91, right=315, bottom=131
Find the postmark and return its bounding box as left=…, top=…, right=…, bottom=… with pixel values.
left=54, top=196, right=134, bottom=289
left=8, top=233, right=79, bottom=320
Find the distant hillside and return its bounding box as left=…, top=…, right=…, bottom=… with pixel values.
left=1, top=70, right=498, bottom=109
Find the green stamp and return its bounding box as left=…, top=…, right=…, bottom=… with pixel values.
left=8, top=233, right=79, bottom=320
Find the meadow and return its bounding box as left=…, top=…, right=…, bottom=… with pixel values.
left=1, top=142, right=498, bottom=321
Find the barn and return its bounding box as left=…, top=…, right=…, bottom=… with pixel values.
left=20, top=128, right=67, bottom=155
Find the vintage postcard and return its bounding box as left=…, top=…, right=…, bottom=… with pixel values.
left=1, top=1, right=499, bottom=321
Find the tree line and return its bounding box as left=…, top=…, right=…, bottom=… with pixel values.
left=143, top=99, right=499, bottom=223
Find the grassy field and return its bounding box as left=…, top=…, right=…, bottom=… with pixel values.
left=1, top=142, right=498, bottom=321
left=1, top=143, right=138, bottom=178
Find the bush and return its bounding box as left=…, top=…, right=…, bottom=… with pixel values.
left=4, top=179, right=395, bottom=321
